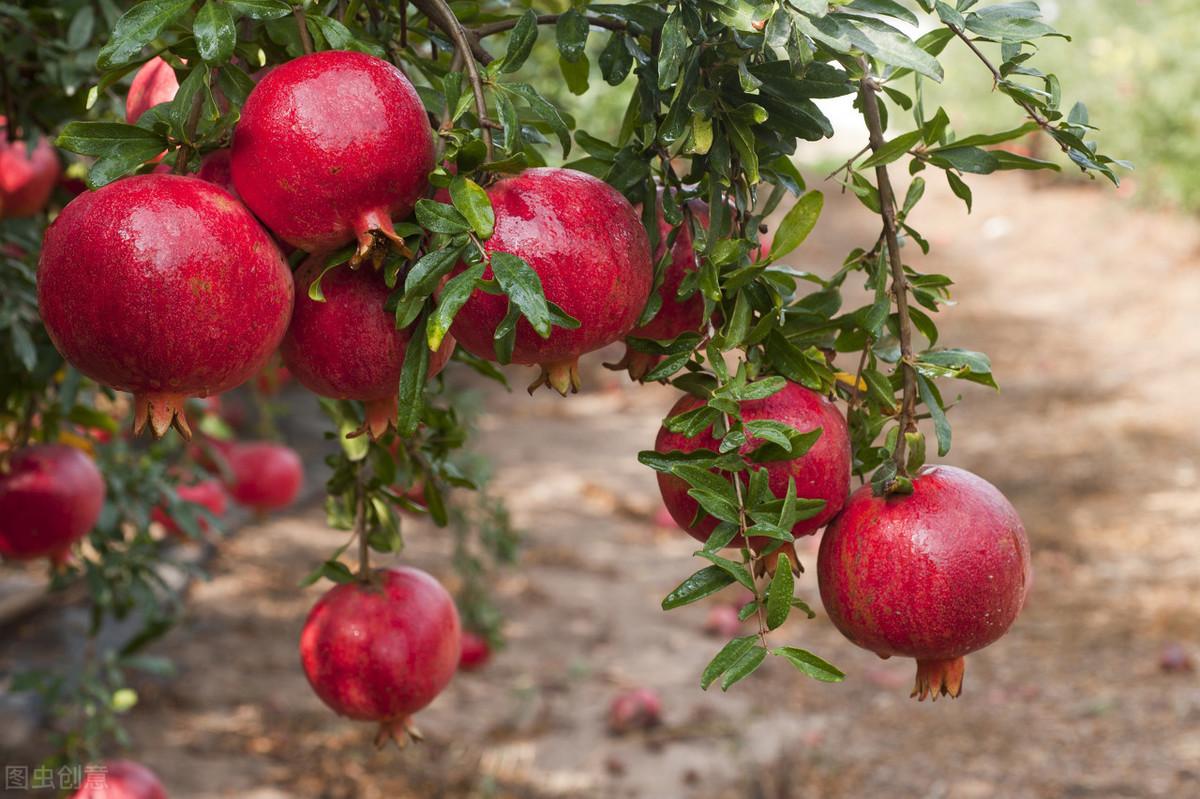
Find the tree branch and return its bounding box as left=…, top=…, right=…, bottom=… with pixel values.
left=294, top=7, right=315, bottom=55
left=472, top=13, right=629, bottom=38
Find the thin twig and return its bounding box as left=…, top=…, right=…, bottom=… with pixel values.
left=355, top=467, right=370, bottom=581
left=471, top=13, right=629, bottom=38
left=294, top=7, right=315, bottom=55
left=858, top=71, right=917, bottom=475
left=824, top=144, right=870, bottom=181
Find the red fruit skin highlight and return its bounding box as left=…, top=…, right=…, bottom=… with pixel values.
left=449, top=168, right=652, bottom=394
left=231, top=50, right=434, bottom=253
left=125, top=57, right=180, bottom=124
left=281, top=258, right=455, bottom=437
left=69, top=760, right=167, bottom=799
left=817, top=464, right=1032, bottom=700
left=152, top=478, right=228, bottom=537
left=300, top=566, right=461, bottom=744
left=0, top=119, right=61, bottom=218
left=223, top=441, right=302, bottom=512
left=0, top=445, right=105, bottom=561
left=655, top=382, right=851, bottom=546
left=37, top=174, right=294, bottom=438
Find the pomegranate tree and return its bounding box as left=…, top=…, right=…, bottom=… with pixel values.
left=0, top=119, right=60, bottom=218
left=231, top=50, right=434, bottom=254
left=37, top=174, right=294, bottom=438
left=69, top=760, right=167, bottom=799
left=300, top=566, right=461, bottom=745
left=0, top=445, right=104, bottom=562
left=817, top=465, right=1032, bottom=700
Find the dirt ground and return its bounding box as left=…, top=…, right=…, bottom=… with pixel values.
left=6, top=172, right=1200, bottom=798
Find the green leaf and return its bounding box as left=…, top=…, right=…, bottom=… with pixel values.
left=928, top=146, right=999, bottom=174
left=657, top=11, right=687, bottom=90
left=695, top=551, right=756, bottom=592
left=414, top=199, right=471, bottom=234
left=700, top=635, right=758, bottom=690
left=397, top=315, right=432, bottom=437
left=449, top=177, right=494, bottom=239
left=226, top=0, right=291, bottom=19
left=428, top=263, right=484, bottom=350
left=556, top=8, right=589, bottom=62
left=720, top=645, right=767, bottom=691
left=502, top=10, right=538, bottom=73
left=490, top=252, right=552, bottom=338
left=56, top=121, right=165, bottom=156
left=852, top=17, right=944, bottom=81
left=504, top=83, right=572, bottom=155
left=772, top=647, right=845, bottom=682
left=946, top=170, right=972, bottom=212
left=404, top=246, right=463, bottom=298
left=559, top=54, right=589, bottom=95
left=916, top=374, right=951, bottom=456
left=195, top=0, right=237, bottom=63
left=769, top=191, right=824, bottom=261
left=860, top=130, right=923, bottom=169
left=661, top=565, right=736, bottom=610
left=97, top=0, right=194, bottom=70
left=598, top=32, right=633, bottom=86
left=847, top=0, right=919, bottom=26
left=671, top=464, right=737, bottom=504
left=308, top=15, right=359, bottom=51
left=765, top=553, right=794, bottom=630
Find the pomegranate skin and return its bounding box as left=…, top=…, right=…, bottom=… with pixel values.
left=152, top=478, right=228, bottom=537
left=654, top=382, right=851, bottom=546
left=69, top=760, right=167, bottom=799
left=196, top=148, right=235, bottom=194
left=231, top=50, right=434, bottom=253
left=281, top=258, right=455, bottom=437
left=223, top=441, right=302, bottom=512
left=0, top=445, right=105, bottom=561
left=37, top=174, right=294, bottom=438
left=0, top=121, right=61, bottom=218
left=449, top=168, right=652, bottom=394
left=817, top=464, right=1031, bottom=700
left=125, top=57, right=180, bottom=124
left=300, top=566, right=461, bottom=743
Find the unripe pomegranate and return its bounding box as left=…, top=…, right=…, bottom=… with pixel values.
left=0, top=119, right=61, bottom=218
left=231, top=50, right=434, bottom=254
left=613, top=197, right=707, bottom=381
left=38, top=174, right=294, bottom=438
left=281, top=258, right=455, bottom=438
left=69, top=760, right=167, bottom=799
left=125, top=57, right=180, bottom=124
left=458, top=631, right=492, bottom=671
left=222, top=441, right=302, bottom=512
left=151, top=478, right=228, bottom=538
left=607, top=687, right=662, bottom=735
left=300, top=566, right=461, bottom=745
left=817, top=465, right=1032, bottom=700
left=449, top=168, right=652, bottom=394
left=0, top=445, right=105, bottom=561
left=654, top=382, right=850, bottom=546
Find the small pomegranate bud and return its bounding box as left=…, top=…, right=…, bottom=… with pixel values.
left=607, top=687, right=663, bottom=735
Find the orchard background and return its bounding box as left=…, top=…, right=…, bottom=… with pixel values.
left=0, top=1, right=1197, bottom=798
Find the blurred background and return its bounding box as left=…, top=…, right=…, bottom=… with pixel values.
left=2, top=1, right=1199, bottom=798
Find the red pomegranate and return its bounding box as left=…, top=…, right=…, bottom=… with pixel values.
left=125, top=57, right=180, bottom=124
left=281, top=258, right=455, bottom=438
left=300, top=566, right=461, bottom=745
left=613, top=196, right=708, bottom=381
left=654, top=382, right=850, bottom=546
left=196, top=148, right=235, bottom=194
left=38, top=174, right=293, bottom=438
left=458, top=631, right=491, bottom=671
left=0, top=445, right=105, bottom=561
left=151, top=478, right=228, bottom=537
left=231, top=50, right=434, bottom=254
left=69, top=759, right=167, bottom=799
left=607, top=687, right=663, bottom=735
left=0, top=119, right=61, bottom=218
left=222, top=441, right=302, bottom=512
left=449, top=168, right=652, bottom=394
left=817, top=465, right=1032, bottom=700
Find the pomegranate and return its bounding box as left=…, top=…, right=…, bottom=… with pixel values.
left=69, top=760, right=167, bottom=799
left=222, top=441, right=302, bottom=512
left=38, top=174, right=293, bottom=438
left=607, top=687, right=663, bottom=735
left=703, top=604, right=744, bottom=638
left=612, top=196, right=708, bottom=381
left=458, top=631, right=492, bottom=671
left=152, top=477, right=228, bottom=538
left=125, top=57, right=180, bottom=124
left=0, top=119, right=61, bottom=218
left=817, top=465, right=1032, bottom=700
left=0, top=445, right=105, bottom=561
left=300, top=566, right=461, bottom=745
left=231, top=50, right=434, bottom=254
left=196, top=148, right=235, bottom=195
left=281, top=258, right=455, bottom=438
left=654, top=381, right=851, bottom=546
left=449, top=168, right=652, bottom=394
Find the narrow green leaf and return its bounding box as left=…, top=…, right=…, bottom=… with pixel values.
left=490, top=251, right=551, bottom=338
left=772, top=646, right=845, bottom=682
left=701, top=635, right=758, bottom=690
left=765, top=553, right=794, bottom=630
left=860, top=129, right=923, bottom=169
left=502, top=10, right=538, bottom=73
left=556, top=8, right=589, bottom=62
left=226, top=0, right=291, bottom=19
left=662, top=565, right=736, bottom=610
left=414, top=199, right=471, bottom=234
left=769, top=191, right=824, bottom=261
left=97, top=0, right=194, bottom=70
left=397, top=315, right=432, bottom=436
left=449, top=177, right=494, bottom=239
left=428, top=263, right=485, bottom=350
left=195, top=0, right=236, bottom=63
left=720, top=645, right=767, bottom=691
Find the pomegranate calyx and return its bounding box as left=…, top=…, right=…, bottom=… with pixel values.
left=753, top=541, right=800, bottom=579
left=353, top=209, right=412, bottom=264
left=527, top=359, right=581, bottom=396
left=911, top=656, right=966, bottom=701
left=350, top=396, right=399, bottom=440
left=133, top=392, right=192, bottom=440
left=374, top=716, right=423, bottom=749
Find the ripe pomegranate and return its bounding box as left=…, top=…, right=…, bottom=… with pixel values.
left=125, top=57, right=180, bottom=124
left=612, top=196, right=708, bottom=381
left=231, top=50, right=434, bottom=254
left=0, top=445, right=105, bottom=562
left=151, top=477, right=228, bottom=538
left=817, top=465, right=1032, bottom=700
left=69, top=760, right=167, bottom=799
left=0, top=119, right=61, bottom=218
left=281, top=258, right=455, bottom=437
left=300, top=566, right=461, bottom=745
left=449, top=168, right=652, bottom=394
left=196, top=148, right=235, bottom=194
left=654, top=381, right=850, bottom=546
left=222, top=441, right=302, bottom=512
left=607, top=687, right=662, bottom=735
left=38, top=174, right=293, bottom=438
left=458, top=631, right=492, bottom=671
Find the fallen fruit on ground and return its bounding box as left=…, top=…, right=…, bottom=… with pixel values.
left=0, top=118, right=61, bottom=218
left=222, top=441, right=302, bottom=512
left=282, top=258, right=455, bottom=438
left=0, top=445, right=105, bottom=562
left=817, top=464, right=1032, bottom=700
left=69, top=759, right=167, bottom=799
left=458, top=631, right=492, bottom=671
left=37, top=174, right=294, bottom=438
left=449, top=167, right=652, bottom=395
left=607, top=687, right=663, bottom=735
left=231, top=50, right=433, bottom=254
left=151, top=478, right=228, bottom=538
left=300, top=566, right=461, bottom=746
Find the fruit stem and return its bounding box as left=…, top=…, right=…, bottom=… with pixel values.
left=294, top=7, right=315, bottom=55
left=355, top=464, right=370, bottom=581
left=858, top=68, right=918, bottom=477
